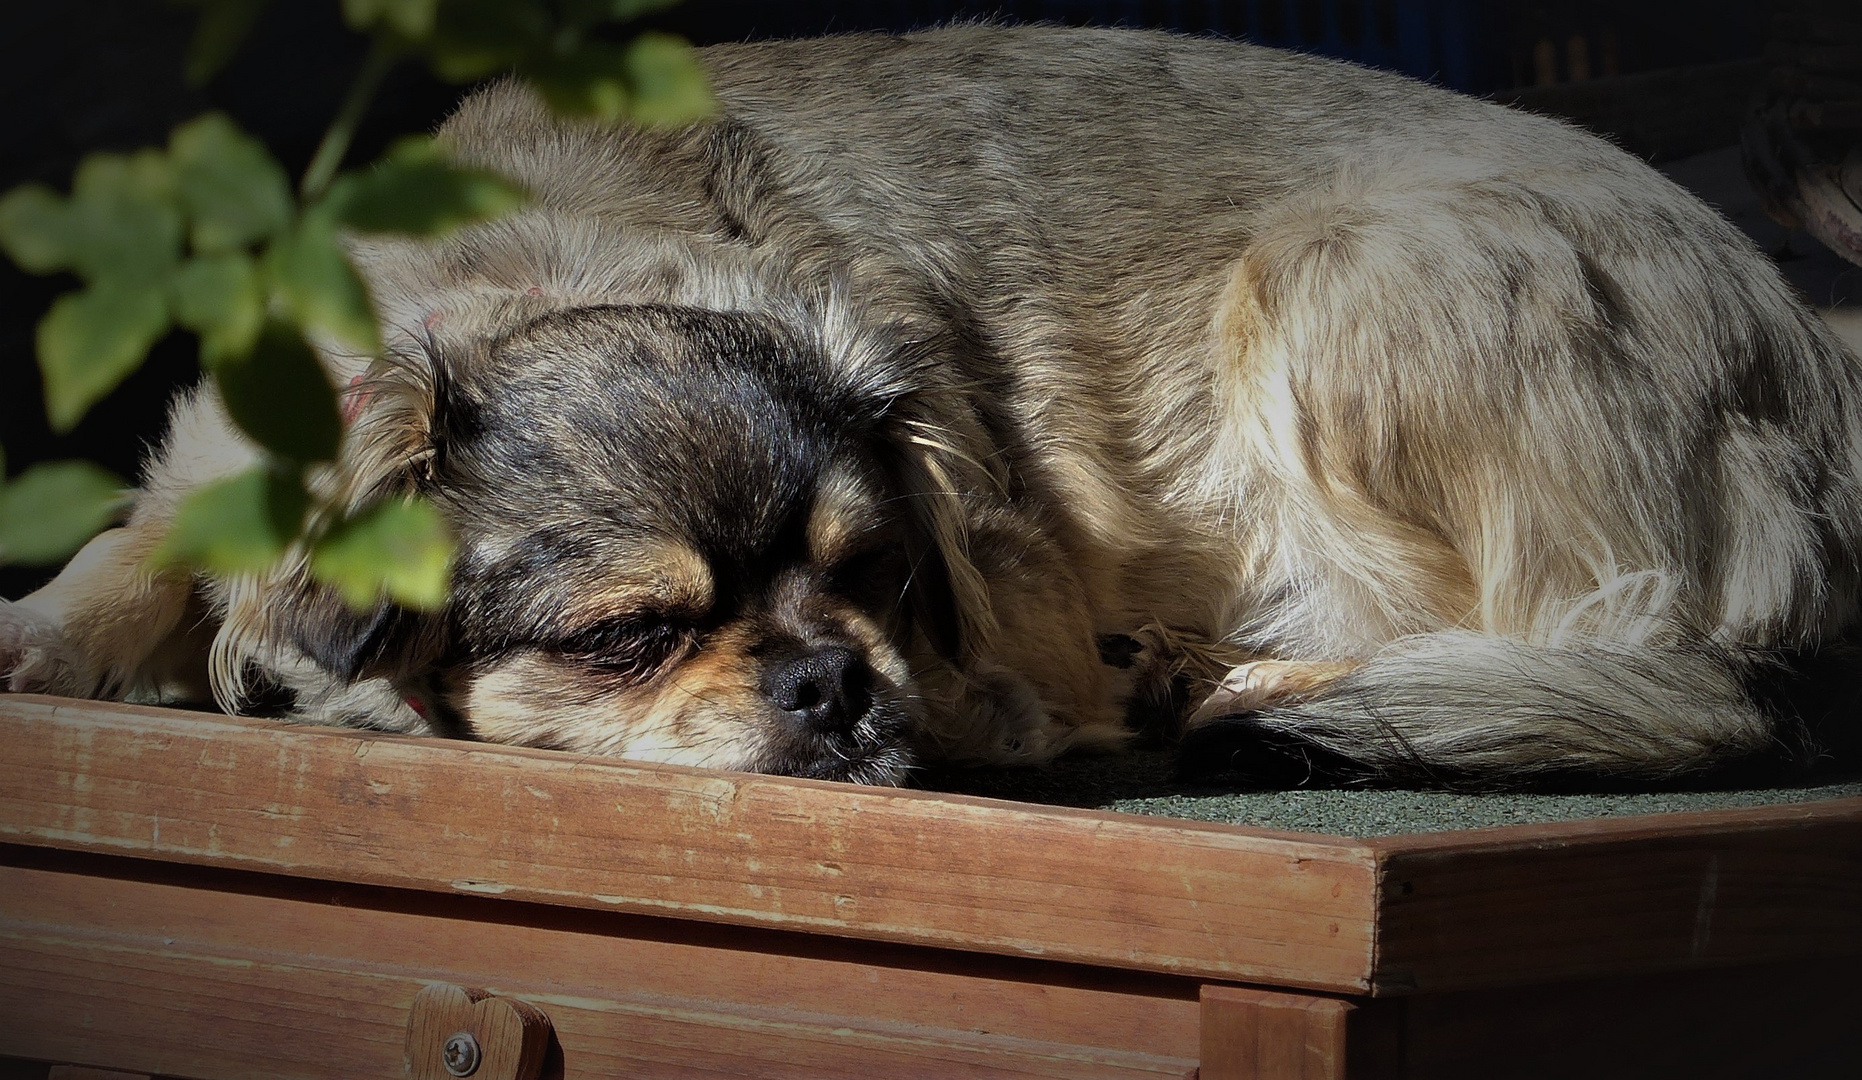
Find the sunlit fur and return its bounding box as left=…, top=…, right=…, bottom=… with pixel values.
left=5, top=25, right=1859, bottom=786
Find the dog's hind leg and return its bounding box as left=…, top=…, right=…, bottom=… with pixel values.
left=1188, top=160, right=1862, bottom=785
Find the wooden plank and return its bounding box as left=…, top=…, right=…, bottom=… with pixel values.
left=1198, top=986, right=1398, bottom=1080
left=0, top=695, right=1377, bottom=990
left=1396, top=960, right=1861, bottom=1078
left=47, top=1070, right=151, bottom=1080
left=1371, top=800, right=1862, bottom=993
left=0, top=859, right=1200, bottom=1079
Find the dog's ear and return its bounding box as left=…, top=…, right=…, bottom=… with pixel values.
left=279, top=585, right=449, bottom=685
left=901, top=516, right=962, bottom=663
left=290, top=361, right=455, bottom=686
left=881, top=403, right=1003, bottom=669
left=282, top=338, right=468, bottom=685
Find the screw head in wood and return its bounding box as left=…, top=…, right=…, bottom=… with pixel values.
left=442, top=1031, right=482, bottom=1077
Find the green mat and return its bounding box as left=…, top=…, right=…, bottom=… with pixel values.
left=921, top=751, right=1862, bottom=837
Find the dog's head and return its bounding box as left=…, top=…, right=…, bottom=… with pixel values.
left=282, top=301, right=988, bottom=785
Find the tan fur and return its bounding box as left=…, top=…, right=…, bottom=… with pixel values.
left=3, top=526, right=200, bottom=700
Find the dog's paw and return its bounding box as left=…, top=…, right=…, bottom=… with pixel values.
left=0, top=599, right=95, bottom=697
left=974, top=666, right=1061, bottom=761
left=922, top=663, right=1065, bottom=764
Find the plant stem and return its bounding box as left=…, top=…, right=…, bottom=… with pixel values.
left=299, top=38, right=398, bottom=201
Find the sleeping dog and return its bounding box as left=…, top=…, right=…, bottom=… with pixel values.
left=5, top=25, right=1860, bottom=786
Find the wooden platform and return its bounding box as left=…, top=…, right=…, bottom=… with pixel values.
left=1, top=694, right=1857, bottom=1078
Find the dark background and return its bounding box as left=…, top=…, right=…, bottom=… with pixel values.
left=0, top=0, right=1784, bottom=597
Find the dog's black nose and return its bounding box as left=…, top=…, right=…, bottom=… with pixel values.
left=762, top=645, right=873, bottom=734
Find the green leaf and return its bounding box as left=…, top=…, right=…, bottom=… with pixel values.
left=170, top=113, right=295, bottom=253
left=0, top=461, right=125, bottom=566
left=171, top=252, right=263, bottom=365
left=1, top=153, right=182, bottom=285
left=620, top=34, right=715, bottom=126
left=264, top=206, right=380, bottom=354
left=425, top=0, right=549, bottom=82
left=212, top=321, right=343, bottom=463
left=342, top=0, right=440, bottom=40
left=67, top=151, right=185, bottom=285
left=524, top=42, right=632, bottom=121
left=331, top=138, right=524, bottom=237
left=562, top=0, right=684, bottom=26
left=154, top=465, right=309, bottom=575
left=37, top=281, right=172, bottom=432
left=310, top=496, right=452, bottom=610
left=0, top=184, right=76, bottom=274
left=177, top=0, right=272, bottom=86
left=523, top=34, right=714, bottom=125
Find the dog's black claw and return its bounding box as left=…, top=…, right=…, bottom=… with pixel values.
left=1173, top=713, right=1367, bottom=788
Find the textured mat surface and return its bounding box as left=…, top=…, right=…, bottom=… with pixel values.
left=922, top=751, right=1862, bottom=837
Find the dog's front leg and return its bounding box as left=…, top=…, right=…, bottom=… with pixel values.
left=1, top=523, right=199, bottom=700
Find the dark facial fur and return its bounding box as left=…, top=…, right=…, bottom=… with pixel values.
left=397, top=305, right=923, bottom=783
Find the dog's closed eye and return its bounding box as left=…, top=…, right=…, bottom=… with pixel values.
left=551, top=615, right=695, bottom=681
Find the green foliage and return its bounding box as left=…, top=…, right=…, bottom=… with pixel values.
left=618, top=33, right=715, bottom=126
left=212, top=321, right=345, bottom=464
left=170, top=113, right=294, bottom=253
left=425, top=0, right=714, bottom=123
left=342, top=0, right=440, bottom=40
left=171, top=252, right=265, bottom=365
left=1, top=0, right=710, bottom=611
left=36, top=281, right=172, bottom=431
left=0, top=121, right=283, bottom=428
left=264, top=206, right=383, bottom=354
left=0, top=187, right=79, bottom=273
left=0, top=152, right=184, bottom=331
left=331, top=137, right=526, bottom=237
left=154, top=466, right=309, bottom=575
left=310, top=497, right=452, bottom=609
left=175, top=0, right=274, bottom=85
left=572, top=0, right=686, bottom=22
left=0, top=455, right=126, bottom=566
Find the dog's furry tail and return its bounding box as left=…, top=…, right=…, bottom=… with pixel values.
left=1180, top=632, right=1859, bottom=788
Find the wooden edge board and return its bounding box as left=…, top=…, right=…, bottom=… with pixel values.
left=1, top=861, right=1202, bottom=1079
left=0, top=694, right=1379, bottom=991
left=1369, top=797, right=1862, bottom=994
left=8, top=695, right=1858, bottom=998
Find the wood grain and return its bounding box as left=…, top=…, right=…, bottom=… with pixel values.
left=1198, top=986, right=1398, bottom=1080
left=1395, top=960, right=1862, bottom=1079
left=1370, top=799, right=1862, bottom=993
left=0, top=860, right=1201, bottom=1080
left=4, top=695, right=1859, bottom=1004
left=0, top=695, right=1377, bottom=991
